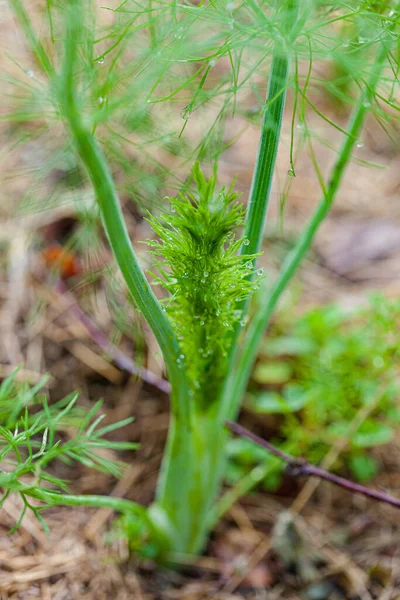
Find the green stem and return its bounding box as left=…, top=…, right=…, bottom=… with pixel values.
left=26, top=489, right=146, bottom=516
left=10, top=0, right=53, bottom=76
left=228, top=0, right=299, bottom=360
left=221, top=0, right=299, bottom=418
left=240, top=0, right=300, bottom=258
left=24, top=487, right=168, bottom=543
left=225, top=41, right=389, bottom=421
left=208, top=463, right=271, bottom=528
left=241, top=56, right=290, bottom=259
left=150, top=406, right=227, bottom=559
left=61, top=2, right=190, bottom=425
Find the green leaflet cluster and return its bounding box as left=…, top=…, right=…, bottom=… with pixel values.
left=147, top=164, right=261, bottom=408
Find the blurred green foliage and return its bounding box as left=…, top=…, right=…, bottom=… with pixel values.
left=227, top=294, right=400, bottom=487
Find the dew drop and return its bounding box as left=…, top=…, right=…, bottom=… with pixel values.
left=363, top=101, right=371, bottom=108
left=356, top=140, right=364, bottom=148
left=389, top=9, right=396, bottom=17
left=243, top=239, right=250, bottom=246
left=342, top=39, right=350, bottom=48
left=240, top=319, right=246, bottom=327
left=180, top=354, right=185, bottom=359
left=174, top=27, right=183, bottom=40
left=288, top=168, right=295, bottom=177
left=296, top=121, right=304, bottom=130
left=26, top=69, right=34, bottom=78
left=98, top=96, right=105, bottom=104
left=204, top=271, right=209, bottom=277
left=97, top=57, right=105, bottom=64
left=180, top=106, right=190, bottom=120
left=257, top=268, right=264, bottom=276
left=209, top=59, right=216, bottom=68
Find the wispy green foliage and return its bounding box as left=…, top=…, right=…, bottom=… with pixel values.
left=147, top=165, right=261, bottom=407
left=0, top=368, right=87, bottom=430
left=0, top=372, right=138, bottom=532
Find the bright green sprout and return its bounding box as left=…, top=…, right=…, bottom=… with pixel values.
left=147, top=164, right=262, bottom=406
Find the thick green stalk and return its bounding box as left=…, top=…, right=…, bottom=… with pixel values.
left=241, top=50, right=290, bottom=259
left=223, top=41, right=389, bottom=422
left=61, top=2, right=190, bottom=425
left=229, top=0, right=299, bottom=357
left=150, top=406, right=227, bottom=558
left=240, top=0, right=301, bottom=259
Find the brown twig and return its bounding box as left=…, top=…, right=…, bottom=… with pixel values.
left=54, top=280, right=171, bottom=394
left=226, top=421, right=400, bottom=510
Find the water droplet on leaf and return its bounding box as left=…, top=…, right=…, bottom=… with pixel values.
left=288, top=168, right=295, bottom=177
left=181, top=106, right=190, bottom=120
left=97, top=57, right=105, bottom=64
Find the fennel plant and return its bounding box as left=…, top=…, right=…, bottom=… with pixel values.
left=4, top=0, right=400, bottom=561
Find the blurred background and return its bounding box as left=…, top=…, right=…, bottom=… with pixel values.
left=1, top=1, right=400, bottom=598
